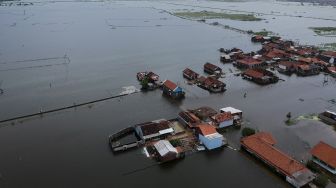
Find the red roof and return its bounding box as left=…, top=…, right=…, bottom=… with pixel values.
left=311, top=141, right=336, bottom=168
left=279, top=61, right=295, bottom=67
left=265, top=49, right=289, bottom=59
left=243, top=69, right=264, bottom=79
left=212, top=112, right=233, bottom=123
left=328, top=66, right=336, bottom=73
left=183, top=68, right=199, bottom=77
left=237, top=57, right=263, bottom=66
left=204, top=62, right=221, bottom=72
left=241, top=132, right=307, bottom=177
left=203, top=76, right=225, bottom=87
left=196, top=124, right=217, bottom=136
left=163, top=80, right=177, bottom=90
left=322, top=51, right=336, bottom=57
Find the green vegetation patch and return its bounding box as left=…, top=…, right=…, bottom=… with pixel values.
left=174, top=11, right=262, bottom=21
left=241, top=127, right=256, bottom=137
left=285, top=113, right=320, bottom=126
left=310, top=27, right=336, bottom=36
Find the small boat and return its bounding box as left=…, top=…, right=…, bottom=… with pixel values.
left=318, top=111, right=336, bottom=125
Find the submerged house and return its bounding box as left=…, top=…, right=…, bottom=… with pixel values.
left=241, top=132, right=315, bottom=188
left=220, top=107, right=242, bottom=120
left=220, top=107, right=243, bottom=126
left=310, top=141, right=336, bottom=175
left=242, top=68, right=279, bottom=85
left=153, top=140, right=183, bottom=162
left=197, top=76, right=226, bottom=93
left=162, top=80, right=185, bottom=99
left=236, top=57, right=264, bottom=69
left=183, top=68, right=199, bottom=80
left=220, top=54, right=232, bottom=63
left=196, top=124, right=226, bottom=150
left=210, top=112, right=233, bottom=128
left=137, top=71, right=159, bottom=83
left=278, top=61, right=296, bottom=75
left=204, top=62, right=222, bottom=75
left=135, top=120, right=174, bottom=141
left=295, top=64, right=320, bottom=76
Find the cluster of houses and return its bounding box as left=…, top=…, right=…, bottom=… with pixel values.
left=220, top=35, right=336, bottom=84
left=182, top=62, right=226, bottom=93
left=109, top=106, right=243, bottom=163
left=136, top=71, right=185, bottom=99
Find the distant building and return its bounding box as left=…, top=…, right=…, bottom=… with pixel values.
left=210, top=112, right=233, bottom=128
left=153, top=140, right=183, bottom=162
left=295, top=64, right=320, bottom=76
left=162, top=80, right=185, bottom=99
left=242, top=68, right=279, bottom=85
left=135, top=120, right=174, bottom=141
left=197, top=76, right=226, bottom=93
left=241, top=132, right=315, bottom=188
left=204, top=62, right=222, bottom=75
left=196, top=124, right=226, bottom=150
left=220, top=54, right=232, bottom=63
left=236, top=57, right=264, bottom=69
left=278, top=61, right=296, bottom=75
left=310, top=141, right=336, bottom=175
left=136, top=71, right=159, bottom=83
left=183, top=68, right=199, bottom=80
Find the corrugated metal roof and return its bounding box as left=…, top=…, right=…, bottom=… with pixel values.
left=154, top=140, right=177, bottom=157
left=220, top=107, right=242, bottom=114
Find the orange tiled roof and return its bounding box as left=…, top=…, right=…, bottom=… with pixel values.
left=241, top=132, right=307, bottom=177
left=163, top=80, right=177, bottom=91
left=311, top=141, right=336, bottom=169
left=244, top=69, right=264, bottom=79
left=197, top=124, right=217, bottom=136
left=212, top=112, right=233, bottom=123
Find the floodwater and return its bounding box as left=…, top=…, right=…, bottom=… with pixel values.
left=0, top=1, right=335, bottom=188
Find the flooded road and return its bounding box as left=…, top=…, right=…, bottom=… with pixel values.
left=0, top=1, right=335, bottom=188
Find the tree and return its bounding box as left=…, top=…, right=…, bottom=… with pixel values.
left=313, top=174, right=329, bottom=188
left=242, top=127, right=256, bottom=137
left=140, top=76, right=149, bottom=90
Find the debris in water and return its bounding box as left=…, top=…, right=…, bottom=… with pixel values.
left=120, top=86, right=140, bottom=95
left=299, top=98, right=304, bottom=102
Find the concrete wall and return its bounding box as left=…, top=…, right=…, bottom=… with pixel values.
left=219, top=120, right=233, bottom=128
left=199, top=134, right=223, bottom=150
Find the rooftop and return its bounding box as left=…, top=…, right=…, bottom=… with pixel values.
left=196, top=124, right=217, bottom=136
left=154, top=140, right=178, bottom=157
left=237, top=57, right=263, bottom=65
left=204, top=62, right=221, bottom=71
left=211, top=112, right=233, bottom=122
left=243, top=69, right=265, bottom=79
left=136, top=120, right=172, bottom=136
left=220, top=107, right=242, bottom=114
left=163, top=80, right=178, bottom=91
left=241, top=132, right=308, bottom=177
left=311, top=141, right=336, bottom=169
